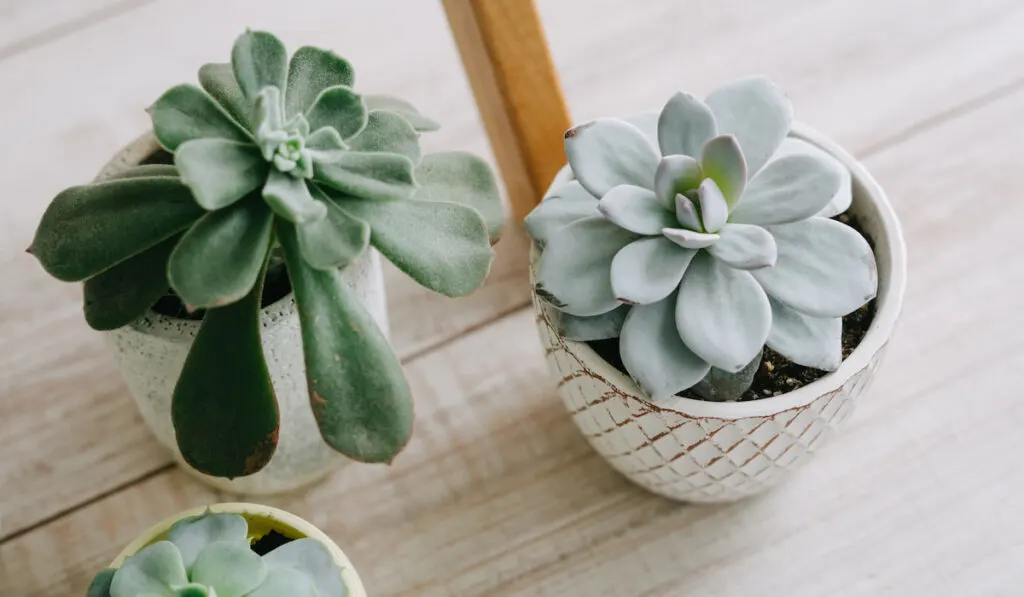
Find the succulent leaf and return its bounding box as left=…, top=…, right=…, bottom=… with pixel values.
left=653, top=155, right=702, bottom=206
left=752, top=217, right=877, bottom=318
left=700, top=134, right=747, bottom=208
left=676, top=253, right=771, bottom=372
left=198, top=62, right=250, bottom=128
left=245, top=568, right=318, bottom=597
left=772, top=137, right=853, bottom=219
left=296, top=192, right=370, bottom=270
left=305, top=127, right=348, bottom=164
left=171, top=254, right=279, bottom=477
left=688, top=349, right=762, bottom=402
left=278, top=223, right=413, bottom=463
left=364, top=94, right=440, bottom=132
left=189, top=541, right=267, bottom=597
left=704, top=76, right=792, bottom=176
left=673, top=193, right=702, bottom=231
left=556, top=305, right=630, bottom=342
left=620, top=295, right=711, bottom=402
left=597, top=184, right=677, bottom=235
left=286, top=46, right=356, bottom=118
left=263, top=170, right=328, bottom=223
left=261, top=538, right=348, bottom=597
left=339, top=197, right=492, bottom=297
left=696, top=178, right=728, bottom=233
left=168, top=198, right=274, bottom=309
left=232, top=30, right=288, bottom=102
left=729, top=153, right=843, bottom=226
left=110, top=541, right=188, bottom=597
left=410, top=151, right=504, bottom=242
left=610, top=237, right=697, bottom=305
left=661, top=227, right=719, bottom=249
left=524, top=181, right=598, bottom=245
left=86, top=569, right=116, bottom=597
left=564, top=118, right=659, bottom=198
left=168, top=513, right=249, bottom=570
left=536, top=216, right=638, bottom=316
left=106, top=164, right=179, bottom=180
left=623, top=111, right=659, bottom=145
left=30, top=177, right=203, bottom=282
left=149, top=84, right=251, bottom=151
left=767, top=297, right=842, bottom=371
left=346, top=111, right=421, bottom=165
left=305, top=85, right=367, bottom=141
left=313, top=152, right=416, bottom=201
left=706, top=223, right=777, bottom=270
left=656, top=91, right=717, bottom=158
left=175, top=139, right=268, bottom=210
left=83, top=235, right=178, bottom=331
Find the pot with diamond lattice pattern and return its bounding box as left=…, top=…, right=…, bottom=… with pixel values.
left=529, top=123, right=906, bottom=503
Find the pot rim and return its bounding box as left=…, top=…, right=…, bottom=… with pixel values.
left=532, top=121, right=907, bottom=419
left=108, top=502, right=368, bottom=597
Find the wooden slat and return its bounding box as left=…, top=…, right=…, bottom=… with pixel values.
left=441, top=0, right=572, bottom=220
left=5, top=84, right=1024, bottom=595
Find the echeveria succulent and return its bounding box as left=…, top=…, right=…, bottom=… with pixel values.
left=30, top=30, right=503, bottom=476
left=527, top=76, right=876, bottom=402
left=87, top=512, right=347, bottom=597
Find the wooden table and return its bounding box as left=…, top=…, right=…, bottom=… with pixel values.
left=2, top=1, right=1023, bottom=594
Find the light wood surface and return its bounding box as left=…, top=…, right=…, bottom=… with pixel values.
left=2, top=1, right=1022, bottom=595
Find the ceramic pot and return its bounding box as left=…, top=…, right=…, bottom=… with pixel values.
left=100, top=133, right=390, bottom=495
left=108, top=502, right=367, bottom=597
left=530, top=122, right=906, bottom=503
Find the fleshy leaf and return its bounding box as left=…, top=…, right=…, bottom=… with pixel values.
left=168, top=198, right=274, bottom=309
left=171, top=256, right=279, bottom=477
left=306, top=126, right=348, bottom=164
left=525, top=182, right=598, bottom=245
left=83, top=235, right=178, bottom=331
left=168, top=513, right=249, bottom=570
left=148, top=84, right=251, bottom=151
left=653, top=155, right=703, bottom=206
left=246, top=568, right=319, bottom=597
left=338, top=197, right=492, bottom=297
left=263, top=170, right=328, bottom=223
left=701, top=134, right=747, bottom=208
left=620, top=296, right=711, bottom=402
left=696, top=178, right=728, bottom=233
left=411, top=151, right=503, bottom=242
left=707, top=223, right=777, bottom=270
left=752, top=217, right=877, bottom=317
left=536, top=216, right=638, bottom=316
left=676, top=252, right=771, bottom=372
left=198, top=62, right=250, bottom=128
left=610, top=237, right=697, bottom=305
left=30, top=177, right=203, bottom=281
left=286, top=46, right=355, bottom=118
left=86, top=569, right=116, bottom=597
left=662, top=227, right=719, bottom=249
left=109, top=541, right=187, bottom=597
left=232, top=30, right=288, bottom=102
left=624, top=111, right=659, bottom=146
left=297, top=190, right=370, bottom=269
left=314, top=152, right=416, bottom=201
left=767, top=297, right=842, bottom=371
left=555, top=306, right=629, bottom=342
left=705, top=76, right=792, bottom=176
left=279, top=223, right=414, bottom=463
left=346, top=110, right=421, bottom=164
left=688, top=349, right=762, bottom=402
left=674, top=193, right=702, bottom=231
left=190, top=542, right=267, bottom=597
left=175, top=139, right=267, bottom=210
left=564, top=118, right=660, bottom=198
left=771, top=137, right=853, bottom=218
left=106, top=164, right=179, bottom=181
left=598, top=185, right=676, bottom=235
left=305, top=85, right=367, bottom=140
left=262, top=538, right=347, bottom=597
left=729, top=153, right=843, bottom=226
left=364, top=94, right=440, bottom=132
left=657, top=92, right=718, bottom=158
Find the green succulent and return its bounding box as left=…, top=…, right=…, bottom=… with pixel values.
left=527, top=76, right=876, bottom=402
left=87, top=512, right=347, bottom=597
left=30, top=30, right=503, bottom=476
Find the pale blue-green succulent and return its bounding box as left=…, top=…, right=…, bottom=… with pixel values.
left=527, top=76, right=876, bottom=402
left=86, top=513, right=348, bottom=597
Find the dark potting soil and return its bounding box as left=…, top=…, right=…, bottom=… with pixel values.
left=587, top=211, right=877, bottom=402
left=250, top=530, right=293, bottom=556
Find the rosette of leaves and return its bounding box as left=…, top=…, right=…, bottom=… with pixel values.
left=87, top=512, right=348, bottom=597
left=526, top=76, right=876, bottom=402
left=30, top=30, right=503, bottom=476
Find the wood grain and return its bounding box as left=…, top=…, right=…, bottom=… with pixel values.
left=442, top=0, right=572, bottom=220
left=5, top=82, right=1024, bottom=596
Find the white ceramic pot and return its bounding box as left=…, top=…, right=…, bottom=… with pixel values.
left=530, top=123, right=906, bottom=503
left=108, top=502, right=367, bottom=597
left=100, top=134, right=389, bottom=495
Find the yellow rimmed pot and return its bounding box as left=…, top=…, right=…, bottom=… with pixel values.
left=107, top=503, right=367, bottom=597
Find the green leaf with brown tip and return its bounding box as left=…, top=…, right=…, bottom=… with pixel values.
left=168, top=198, right=274, bottom=309
left=30, top=177, right=203, bottom=281
left=171, top=255, right=279, bottom=478
left=278, top=222, right=413, bottom=463
left=83, top=235, right=179, bottom=331
left=286, top=46, right=355, bottom=118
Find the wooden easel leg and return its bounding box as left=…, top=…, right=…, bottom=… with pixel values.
left=441, top=0, right=572, bottom=221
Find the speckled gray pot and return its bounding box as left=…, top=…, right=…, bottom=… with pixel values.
left=100, top=133, right=389, bottom=495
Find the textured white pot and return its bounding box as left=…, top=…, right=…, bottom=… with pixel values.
left=100, top=133, right=390, bottom=495
left=530, top=122, right=906, bottom=503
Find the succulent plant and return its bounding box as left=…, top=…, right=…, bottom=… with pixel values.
left=86, top=512, right=347, bottom=597
left=30, top=30, right=503, bottom=476
left=527, top=76, right=876, bottom=402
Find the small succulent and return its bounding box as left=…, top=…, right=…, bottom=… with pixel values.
left=86, top=512, right=347, bottom=597
left=30, top=30, right=503, bottom=476
left=527, top=76, right=876, bottom=402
